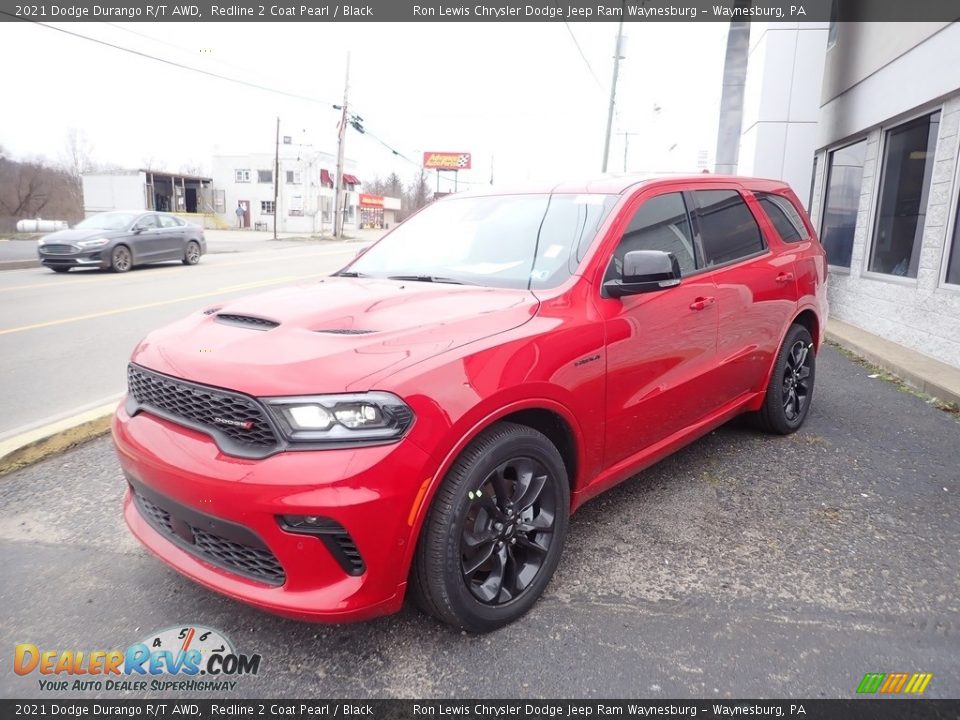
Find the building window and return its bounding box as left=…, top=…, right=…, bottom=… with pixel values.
left=289, top=195, right=303, bottom=217
left=756, top=192, right=808, bottom=243
left=820, top=139, right=867, bottom=269
left=258, top=170, right=273, bottom=183
left=260, top=201, right=275, bottom=215
left=868, top=111, right=941, bottom=278
left=286, top=170, right=302, bottom=185
left=692, top=190, right=765, bottom=266
left=945, top=198, right=960, bottom=286
left=235, top=169, right=251, bottom=183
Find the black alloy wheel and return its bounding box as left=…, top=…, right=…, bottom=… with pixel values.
left=411, top=422, right=569, bottom=632
left=460, top=456, right=558, bottom=605
left=753, top=323, right=816, bottom=434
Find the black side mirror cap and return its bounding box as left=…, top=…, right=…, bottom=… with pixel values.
left=603, top=250, right=682, bottom=299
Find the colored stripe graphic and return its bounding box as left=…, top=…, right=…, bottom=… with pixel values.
left=857, top=672, right=933, bottom=694
left=857, top=673, right=885, bottom=693
left=879, top=673, right=909, bottom=693
left=904, top=673, right=934, bottom=694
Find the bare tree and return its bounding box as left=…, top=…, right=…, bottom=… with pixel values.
left=179, top=161, right=206, bottom=177
left=61, top=129, right=95, bottom=206
left=405, top=170, right=432, bottom=217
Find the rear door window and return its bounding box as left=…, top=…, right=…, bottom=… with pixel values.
left=692, top=190, right=765, bottom=266
left=158, top=215, right=180, bottom=229
left=756, top=192, right=808, bottom=243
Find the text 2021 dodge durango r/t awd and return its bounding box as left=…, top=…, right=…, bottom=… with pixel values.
left=113, top=174, right=827, bottom=632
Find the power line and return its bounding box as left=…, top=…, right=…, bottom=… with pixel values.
left=561, top=21, right=604, bottom=89
left=3, top=14, right=339, bottom=108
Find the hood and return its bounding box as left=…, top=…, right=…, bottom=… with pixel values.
left=131, top=277, right=539, bottom=396
left=41, top=228, right=126, bottom=243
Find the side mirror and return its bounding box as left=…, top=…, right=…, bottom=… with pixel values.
left=132, top=225, right=144, bottom=234
left=603, top=250, right=682, bottom=299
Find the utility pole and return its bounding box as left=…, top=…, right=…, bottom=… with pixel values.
left=333, top=53, right=350, bottom=238
left=601, top=18, right=626, bottom=173
left=619, top=131, right=640, bottom=172
left=273, top=116, right=279, bottom=240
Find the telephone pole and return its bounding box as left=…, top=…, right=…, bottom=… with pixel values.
left=333, top=53, right=350, bottom=238
left=273, top=116, right=279, bottom=240
left=619, top=131, right=640, bottom=172
left=601, top=19, right=625, bottom=173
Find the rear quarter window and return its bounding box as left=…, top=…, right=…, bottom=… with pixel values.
left=756, top=192, right=809, bottom=243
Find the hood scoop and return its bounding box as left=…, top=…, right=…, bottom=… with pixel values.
left=314, top=328, right=377, bottom=335
left=215, top=313, right=280, bottom=331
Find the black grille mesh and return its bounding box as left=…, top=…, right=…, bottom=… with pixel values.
left=41, top=244, right=75, bottom=254
left=127, top=365, right=278, bottom=449
left=135, top=490, right=285, bottom=585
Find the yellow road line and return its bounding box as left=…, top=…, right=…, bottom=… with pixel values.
left=0, top=272, right=326, bottom=337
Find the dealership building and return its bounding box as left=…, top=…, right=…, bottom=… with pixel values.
left=726, top=21, right=960, bottom=370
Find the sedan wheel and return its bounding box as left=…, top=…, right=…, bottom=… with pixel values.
left=183, top=240, right=201, bottom=266
left=411, top=422, right=569, bottom=632
left=110, top=245, right=132, bottom=273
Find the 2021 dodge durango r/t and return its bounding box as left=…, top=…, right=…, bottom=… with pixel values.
left=113, top=175, right=827, bottom=632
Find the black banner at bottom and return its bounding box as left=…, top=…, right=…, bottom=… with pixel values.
left=2, top=700, right=957, bottom=720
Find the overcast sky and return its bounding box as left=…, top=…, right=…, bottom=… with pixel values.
left=0, top=21, right=728, bottom=190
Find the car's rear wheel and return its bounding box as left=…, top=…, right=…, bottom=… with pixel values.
left=753, top=324, right=816, bottom=434
left=183, top=240, right=201, bottom=266
left=50, top=266, right=70, bottom=273
left=411, top=422, right=569, bottom=633
left=110, top=245, right=132, bottom=273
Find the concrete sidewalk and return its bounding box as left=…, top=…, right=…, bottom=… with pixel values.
left=826, top=318, right=960, bottom=407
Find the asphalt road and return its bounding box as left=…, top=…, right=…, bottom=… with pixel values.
left=0, top=238, right=367, bottom=437
left=1, top=346, right=957, bottom=699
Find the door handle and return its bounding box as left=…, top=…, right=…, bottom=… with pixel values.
left=775, top=272, right=795, bottom=283
left=689, top=296, right=716, bottom=311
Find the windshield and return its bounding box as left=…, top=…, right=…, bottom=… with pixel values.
left=346, top=193, right=618, bottom=289
left=74, top=212, right=138, bottom=231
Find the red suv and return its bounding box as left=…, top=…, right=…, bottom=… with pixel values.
left=113, top=175, right=827, bottom=632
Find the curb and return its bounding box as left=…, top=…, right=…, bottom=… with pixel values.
left=825, top=327, right=960, bottom=408
left=0, top=402, right=117, bottom=477
left=0, top=259, right=40, bottom=271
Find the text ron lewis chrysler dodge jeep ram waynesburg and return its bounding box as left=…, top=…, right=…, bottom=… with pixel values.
left=113, top=174, right=827, bottom=632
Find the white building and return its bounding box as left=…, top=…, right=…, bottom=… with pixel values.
left=808, top=22, right=960, bottom=369
left=81, top=170, right=214, bottom=219
left=211, top=146, right=367, bottom=234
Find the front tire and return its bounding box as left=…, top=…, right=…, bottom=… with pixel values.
left=753, top=324, right=816, bottom=434
left=411, top=422, right=569, bottom=632
left=183, top=240, right=201, bottom=266
left=110, top=245, right=132, bottom=273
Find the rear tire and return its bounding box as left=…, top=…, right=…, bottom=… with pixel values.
left=411, top=422, right=569, bottom=633
left=50, top=266, right=70, bottom=273
left=753, top=324, right=816, bottom=434
left=183, top=240, right=201, bottom=266
left=110, top=245, right=132, bottom=273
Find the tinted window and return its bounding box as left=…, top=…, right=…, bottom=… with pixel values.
left=137, top=214, right=160, bottom=229
left=606, top=193, right=696, bottom=281
left=693, top=190, right=765, bottom=266
left=756, top=192, right=807, bottom=243
left=821, top=139, right=866, bottom=268
left=869, top=111, right=940, bottom=278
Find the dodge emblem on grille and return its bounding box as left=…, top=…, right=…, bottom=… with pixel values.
left=213, top=416, right=255, bottom=430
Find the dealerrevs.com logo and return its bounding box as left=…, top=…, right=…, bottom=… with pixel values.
left=14, top=625, right=261, bottom=692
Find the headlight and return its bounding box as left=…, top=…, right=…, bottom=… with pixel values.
left=264, top=392, right=414, bottom=445
left=77, top=238, right=108, bottom=248
left=37, top=238, right=46, bottom=246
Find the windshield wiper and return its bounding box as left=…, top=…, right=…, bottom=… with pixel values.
left=387, top=274, right=478, bottom=285
left=333, top=270, right=369, bottom=278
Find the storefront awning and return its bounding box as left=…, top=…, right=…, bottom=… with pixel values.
left=320, top=169, right=333, bottom=187
left=343, top=174, right=361, bottom=185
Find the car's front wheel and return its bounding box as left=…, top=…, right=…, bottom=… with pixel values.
left=753, top=324, right=816, bottom=434
left=183, top=240, right=201, bottom=266
left=110, top=245, right=132, bottom=273
left=411, top=422, right=569, bottom=632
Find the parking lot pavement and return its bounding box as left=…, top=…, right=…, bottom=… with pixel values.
left=1, top=345, right=957, bottom=699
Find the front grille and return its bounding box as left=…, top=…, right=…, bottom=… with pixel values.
left=127, top=364, right=279, bottom=452
left=134, top=489, right=285, bottom=586
left=215, top=314, right=280, bottom=330
left=42, top=244, right=75, bottom=254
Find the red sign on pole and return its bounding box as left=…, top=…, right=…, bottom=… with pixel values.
left=422, top=152, right=472, bottom=170
left=359, top=194, right=385, bottom=208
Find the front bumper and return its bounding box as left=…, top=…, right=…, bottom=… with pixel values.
left=38, top=247, right=107, bottom=268
left=113, top=403, right=434, bottom=622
